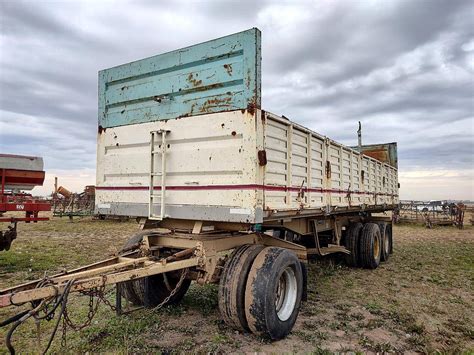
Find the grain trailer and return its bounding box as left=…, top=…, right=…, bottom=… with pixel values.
left=0, top=28, right=398, bottom=347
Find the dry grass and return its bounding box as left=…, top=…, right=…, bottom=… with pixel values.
left=0, top=214, right=473, bottom=353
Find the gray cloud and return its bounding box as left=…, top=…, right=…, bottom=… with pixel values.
left=0, top=0, right=473, bottom=198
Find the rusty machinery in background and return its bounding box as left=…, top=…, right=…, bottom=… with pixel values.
left=393, top=200, right=465, bottom=229
left=52, top=177, right=95, bottom=220
left=0, top=154, right=51, bottom=251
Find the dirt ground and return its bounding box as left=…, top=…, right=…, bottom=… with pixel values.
left=0, top=214, right=472, bottom=354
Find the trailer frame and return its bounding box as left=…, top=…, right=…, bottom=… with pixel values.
left=0, top=211, right=391, bottom=307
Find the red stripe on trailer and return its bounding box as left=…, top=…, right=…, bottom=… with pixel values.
left=95, top=185, right=398, bottom=197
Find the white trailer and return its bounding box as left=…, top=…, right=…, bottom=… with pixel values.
left=1, top=29, right=399, bottom=346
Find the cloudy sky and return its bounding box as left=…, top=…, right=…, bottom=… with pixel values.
left=0, top=0, right=473, bottom=200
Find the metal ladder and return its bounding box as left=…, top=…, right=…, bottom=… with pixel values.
left=149, top=129, right=170, bottom=220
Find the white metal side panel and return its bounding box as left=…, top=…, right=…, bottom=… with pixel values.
left=263, top=118, right=288, bottom=210
left=351, top=152, right=362, bottom=205
left=290, top=128, right=308, bottom=207
left=96, top=110, right=262, bottom=223
left=328, top=142, right=342, bottom=206
left=309, top=135, right=325, bottom=207
left=262, top=111, right=398, bottom=215
left=96, top=108, right=398, bottom=223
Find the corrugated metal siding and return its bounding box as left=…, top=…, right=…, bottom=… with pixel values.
left=263, top=112, right=398, bottom=212
left=98, top=28, right=261, bottom=129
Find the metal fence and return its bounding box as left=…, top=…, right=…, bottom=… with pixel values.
left=393, top=201, right=465, bottom=228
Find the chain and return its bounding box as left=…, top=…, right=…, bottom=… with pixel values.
left=149, top=268, right=188, bottom=312
left=61, top=315, right=67, bottom=348
left=12, top=246, right=190, bottom=352
left=135, top=240, right=190, bottom=313
left=100, top=291, right=117, bottom=312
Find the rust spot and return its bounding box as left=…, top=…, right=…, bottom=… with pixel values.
left=190, top=103, right=197, bottom=115
left=187, top=73, right=202, bottom=87
left=190, top=82, right=224, bottom=93
left=98, top=125, right=106, bottom=134
left=176, top=113, right=190, bottom=119
left=200, top=96, right=232, bottom=113
left=247, top=103, right=256, bottom=116
left=257, top=150, right=267, bottom=166
left=223, top=63, right=233, bottom=76
left=326, top=161, right=331, bottom=179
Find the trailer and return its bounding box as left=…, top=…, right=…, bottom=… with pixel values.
left=0, top=28, right=398, bottom=348
left=0, top=154, right=51, bottom=251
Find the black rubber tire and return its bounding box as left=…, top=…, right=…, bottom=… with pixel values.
left=386, top=223, right=393, bottom=254
left=141, top=270, right=191, bottom=307
left=359, top=223, right=382, bottom=269
left=118, top=232, right=191, bottom=307
left=344, top=222, right=364, bottom=267
left=245, top=247, right=303, bottom=340
left=378, top=222, right=390, bottom=262
left=218, top=244, right=264, bottom=331
left=118, top=231, right=150, bottom=305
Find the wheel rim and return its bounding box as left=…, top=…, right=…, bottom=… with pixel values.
left=384, top=234, right=389, bottom=254
left=275, top=266, right=298, bottom=321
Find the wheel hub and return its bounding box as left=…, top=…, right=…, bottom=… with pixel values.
left=275, top=266, right=298, bottom=321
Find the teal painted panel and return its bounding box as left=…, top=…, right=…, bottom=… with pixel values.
left=98, top=28, right=261, bottom=128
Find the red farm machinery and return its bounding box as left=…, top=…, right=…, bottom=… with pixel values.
left=0, top=154, right=51, bottom=251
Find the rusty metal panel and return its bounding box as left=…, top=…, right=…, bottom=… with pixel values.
left=98, top=28, right=261, bottom=129
left=353, top=143, right=398, bottom=168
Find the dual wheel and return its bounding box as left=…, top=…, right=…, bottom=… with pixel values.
left=219, top=245, right=304, bottom=340
left=344, top=222, right=393, bottom=269
left=119, top=234, right=304, bottom=339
